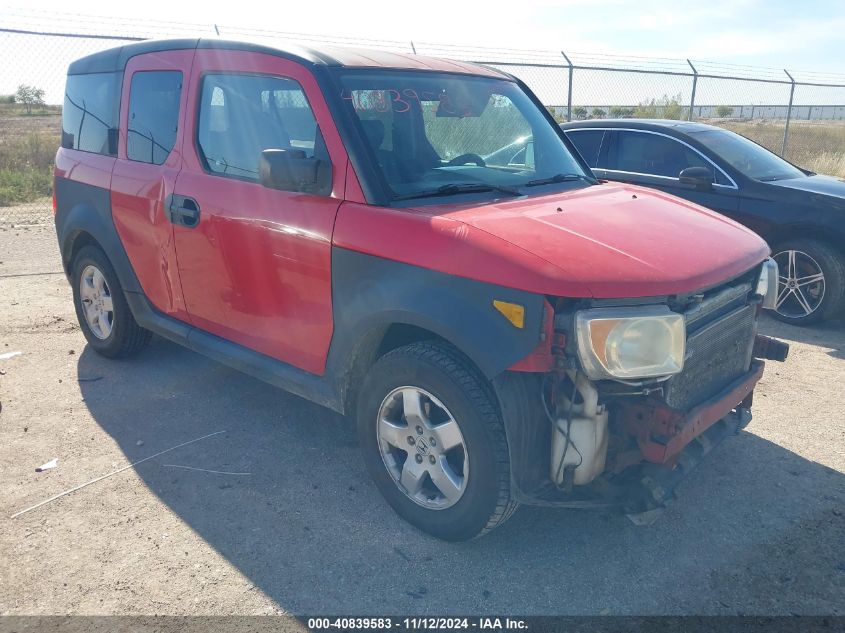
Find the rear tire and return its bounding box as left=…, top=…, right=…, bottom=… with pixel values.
left=771, top=238, right=845, bottom=325
left=71, top=245, right=151, bottom=358
left=357, top=341, right=518, bottom=541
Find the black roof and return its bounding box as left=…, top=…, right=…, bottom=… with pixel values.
left=560, top=119, right=719, bottom=133
left=66, top=38, right=504, bottom=78
left=67, top=38, right=338, bottom=74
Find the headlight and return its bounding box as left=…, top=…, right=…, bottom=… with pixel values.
left=757, top=258, right=779, bottom=309
left=575, top=306, right=686, bottom=380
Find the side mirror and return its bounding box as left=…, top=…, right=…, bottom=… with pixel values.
left=259, top=149, right=331, bottom=195
left=678, top=166, right=714, bottom=190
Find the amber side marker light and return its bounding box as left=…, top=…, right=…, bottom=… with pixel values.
left=493, top=300, right=525, bottom=329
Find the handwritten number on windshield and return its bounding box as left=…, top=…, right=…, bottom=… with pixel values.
left=342, top=88, right=452, bottom=113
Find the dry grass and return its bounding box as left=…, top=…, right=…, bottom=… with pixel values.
left=0, top=131, right=57, bottom=207
left=0, top=113, right=60, bottom=207
left=716, top=120, right=845, bottom=178
left=0, top=102, right=61, bottom=118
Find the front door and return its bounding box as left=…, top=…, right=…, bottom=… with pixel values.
left=172, top=50, right=348, bottom=375
left=602, top=129, right=740, bottom=218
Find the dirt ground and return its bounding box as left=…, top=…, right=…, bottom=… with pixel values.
left=0, top=112, right=62, bottom=140
left=0, top=224, right=843, bottom=616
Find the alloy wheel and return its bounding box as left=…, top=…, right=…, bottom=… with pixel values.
left=376, top=386, right=469, bottom=510
left=772, top=249, right=826, bottom=319
left=79, top=264, right=114, bottom=339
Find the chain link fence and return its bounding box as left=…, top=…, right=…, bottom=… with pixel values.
left=2, top=24, right=845, bottom=225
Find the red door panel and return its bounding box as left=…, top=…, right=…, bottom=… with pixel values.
left=172, top=175, right=340, bottom=373
left=173, top=50, right=349, bottom=375
left=111, top=50, right=194, bottom=319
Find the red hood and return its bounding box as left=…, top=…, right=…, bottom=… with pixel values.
left=445, top=183, right=769, bottom=297
left=333, top=183, right=769, bottom=298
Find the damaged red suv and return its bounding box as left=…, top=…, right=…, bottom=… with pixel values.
left=55, top=39, right=788, bottom=540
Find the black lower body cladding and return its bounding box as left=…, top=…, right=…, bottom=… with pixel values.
left=54, top=176, right=142, bottom=294
left=328, top=247, right=548, bottom=381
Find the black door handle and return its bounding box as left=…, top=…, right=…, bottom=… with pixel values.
left=166, top=194, right=201, bottom=228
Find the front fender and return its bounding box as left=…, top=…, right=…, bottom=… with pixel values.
left=328, top=247, right=547, bottom=380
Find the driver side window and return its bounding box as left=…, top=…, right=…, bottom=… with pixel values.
left=612, top=131, right=704, bottom=178
left=610, top=131, right=728, bottom=184
left=197, top=73, right=328, bottom=182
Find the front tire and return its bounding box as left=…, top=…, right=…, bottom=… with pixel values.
left=771, top=238, right=845, bottom=325
left=357, top=341, right=518, bottom=541
left=71, top=245, right=151, bottom=358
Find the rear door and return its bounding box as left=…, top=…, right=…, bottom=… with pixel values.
left=172, top=49, right=348, bottom=375
left=602, top=129, right=740, bottom=218
left=111, top=51, right=194, bottom=320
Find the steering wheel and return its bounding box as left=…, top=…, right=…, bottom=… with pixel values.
left=446, top=153, right=486, bottom=167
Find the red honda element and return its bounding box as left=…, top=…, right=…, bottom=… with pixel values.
left=55, top=39, right=788, bottom=540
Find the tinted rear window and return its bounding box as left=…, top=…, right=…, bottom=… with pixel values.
left=62, top=72, right=121, bottom=156
left=127, top=71, right=182, bottom=165
left=565, top=129, right=604, bottom=167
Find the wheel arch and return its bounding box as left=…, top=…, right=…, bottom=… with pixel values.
left=767, top=225, right=845, bottom=257
left=62, top=229, right=99, bottom=274
left=328, top=248, right=548, bottom=416
left=54, top=177, right=141, bottom=294
left=336, top=318, right=486, bottom=418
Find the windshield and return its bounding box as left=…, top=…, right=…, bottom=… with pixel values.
left=336, top=69, right=592, bottom=203
left=689, top=129, right=806, bottom=182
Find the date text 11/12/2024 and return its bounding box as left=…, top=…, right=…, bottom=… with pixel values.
left=307, top=617, right=529, bottom=630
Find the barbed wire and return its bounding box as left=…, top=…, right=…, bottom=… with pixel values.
left=3, top=6, right=845, bottom=85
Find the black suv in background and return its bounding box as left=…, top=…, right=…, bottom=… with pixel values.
left=562, top=120, right=845, bottom=326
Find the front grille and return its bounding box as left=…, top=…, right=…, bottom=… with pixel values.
left=663, top=285, right=757, bottom=410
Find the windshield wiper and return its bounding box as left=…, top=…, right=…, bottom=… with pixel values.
left=524, top=173, right=595, bottom=187
left=392, top=182, right=523, bottom=201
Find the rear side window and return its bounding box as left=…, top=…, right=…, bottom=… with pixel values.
left=197, top=73, right=326, bottom=181
left=62, top=72, right=121, bottom=155
left=127, top=71, right=183, bottom=165
left=565, top=130, right=604, bottom=167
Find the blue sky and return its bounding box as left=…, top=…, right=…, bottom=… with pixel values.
left=3, top=0, right=844, bottom=75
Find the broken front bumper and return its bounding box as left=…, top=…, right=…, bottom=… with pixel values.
left=619, top=333, right=789, bottom=465
left=620, top=360, right=764, bottom=464
left=510, top=334, right=788, bottom=511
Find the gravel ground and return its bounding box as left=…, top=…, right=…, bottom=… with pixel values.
left=0, top=224, right=843, bottom=616
left=0, top=198, right=53, bottom=227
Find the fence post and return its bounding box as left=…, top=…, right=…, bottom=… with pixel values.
left=781, top=69, right=795, bottom=157
left=687, top=59, right=698, bottom=121
left=561, top=50, right=573, bottom=122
